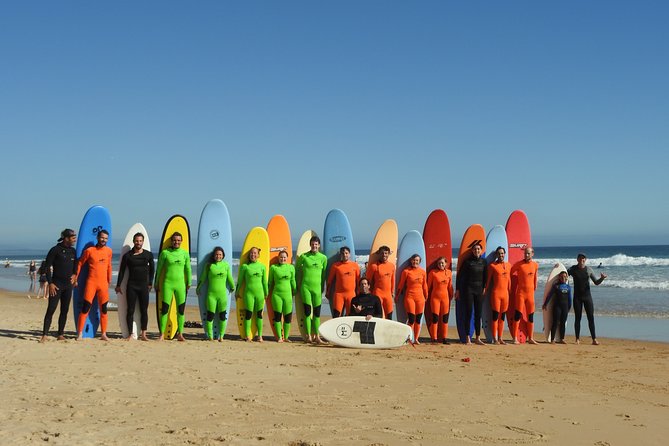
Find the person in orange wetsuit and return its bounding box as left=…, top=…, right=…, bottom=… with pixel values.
left=326, top=246, right=360, bottom=318
left=510, top=247, right=539, bottom=344
left=76, top=229, right=113, bottom=341
left=427, top=257, right=453, bottom=344
left=397, top=254, right=428, bottom=344
left=366, top=245, right=396, bottom=320
left=485, top=246, right=511, bottom=345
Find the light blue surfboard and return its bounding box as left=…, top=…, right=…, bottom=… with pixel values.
left=73, top=205, right=112, bottom=338
left=483, top=225, right=508, bottom=343
left=395, top=230, right=426, bottom=337
left=323, top=209, right=356, bottom=315
left=197, top=199, right=233, bottom=340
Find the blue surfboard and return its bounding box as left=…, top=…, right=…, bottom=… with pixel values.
left=395, top=230, right=426, bottom=337
left=197, top=199, right=233, bottom=340
left=483, top=225, right=509, bottom=343
left=323, top=209, right=356, bottom=315
left=73, top=205, right=112, bottom=338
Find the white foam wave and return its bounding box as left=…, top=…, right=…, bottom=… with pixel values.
left=601, top=279, right=669, bottom=291
left=536, top=254, right=669, bottom=268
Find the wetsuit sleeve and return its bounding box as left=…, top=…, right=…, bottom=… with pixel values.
left=544, top=285, right=556, bottom=306
left=373, top=296, right=383, bottom=317
left=268, top=265, right=275, bottom=291
left=587, top=266, right=605, bottom=285
left=226, top=262, right=235, bottom=290
left=154, top=251, right=166, bottom=287
left=326, top=263, right=336, bottom=295
left=567, top=285, right=572, bottom=309
left=44, top=246, right=57, bottom=284
left=321, top=255, right=328, bottom=292
left=448, top=273, right=454, bottom=299
left=355, top=264, right=360, bottom=290
left=197, top=262, right=210, bottom=289
left=482, top=260, right=488, bottom=291
left=147, top=252, right=155, bottom=284
left=484, top=268, right=493, bottom=294
left=236, top=264, right=247, bottom=294
left=184, top=251, right=192, bottom=287
left=567, top=265, right=575, bottom=277
left=398, top=269, right=408, bottom=295
left=365, top=263, right=376, bottom=285
left=290, top=266, right=296, bottom=294
left=117, top=252, right=128, bottom=287
left=456, top=261, right=468, bottom=291
left=422, top=270, right=428, bottom=299
left=533, top=263, right=538, bottom=290
left=107, top=248, right=112, bottom=284
left=262, top=264, right=269, bottom=296
left=76, top=248, right=90, bottom=278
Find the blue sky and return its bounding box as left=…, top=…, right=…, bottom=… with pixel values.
left=1, top=1, right=667, bottom=251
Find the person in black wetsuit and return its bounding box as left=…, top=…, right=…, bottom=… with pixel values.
left=542, top=271, right=572, bottom=344
left=455, top=243, right=488, bottom=345
left=40, top=229, right=77, bottom=343
left=115, top=232, right=155, bottom=341
left=350, top=278, right=383, bottom=320
left=568, top=253, right=607, bottom=345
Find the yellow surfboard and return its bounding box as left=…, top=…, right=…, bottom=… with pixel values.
left=236, top=227, right=270, bottom=340
left=266, top=215, right=292, bottom=339
left=294, top=230, right=317, bottom=341
left=156, top=215, right=191, bottom=340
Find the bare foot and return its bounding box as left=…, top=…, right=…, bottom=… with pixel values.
left=100, top=334, right=109, bottom=341
left=474, top=338, right=485, bottom=346
left=575, top=338, right=580, bottom=345
left=257, top=337, right=263, bottom=343
left=156, top=334, right=164, bottom=342
left=76, top=336, right=84, bottom=341
left=513, top=339, right=520, bottom=345
left=277, top=338, right=284, bottom=343
left=57, top=335, right=66, bottom=341
left=39, top=336, right=48, bottom=343
left=528, top=339, right=538, bottom=345
left=284, top=338, right=291, bottom=343
left=126, top=336, right=134, bottom=341
left=139, top=334, right=149, bottom=341
left=592, top=339, right=600, bottom=345
left=557, top=340, right=566, bottom=344
left=176, top=333, right=186, bottom=342
left=499, top=339, right=507, bottom=345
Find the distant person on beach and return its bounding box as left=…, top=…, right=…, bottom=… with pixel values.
left=350, top=277, right=383, bottom=319
left=510, top=247, right=539, bottom=345
left=326, top=246, right=360, bottom=318
left=196, top=246, right=234, bottom=341
left=28, top=260, right=37, bottom=284
left=75, top=229, right=113, bottom=341
left=397, top=254, right=428, bottom=344
left=236, top=246, right=268, bottom=342
left=366, top=245, right=396, bottom=320
left=427, top=256, right=453, bottom=344
left=37, top=261, right=49, bottom=299
left=567, top=253, right=607, bottom=345
left=116, top=232, right=155, bottom=341
left=267, top=249, right=295, bottom=342
left=296, top=235, right=328, bottom=344
left=155, top=232, right=191, bottom=342
left=542, top=270, right=571, bottom=344
left=4, top=258, right=10, bottom=268
left=485, top=247, right=512, bottom=345
left=40, top=229, right=77, bottom=343
left=456, top=243, right=488, bottom=345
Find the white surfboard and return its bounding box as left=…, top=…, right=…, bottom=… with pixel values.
left=319, top=316, right=413, bottom=349
left=117, top=223, right=151, bottom=339
left=542, top=262, right=567, bottom=342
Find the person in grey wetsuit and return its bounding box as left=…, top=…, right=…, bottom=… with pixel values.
left=567, top=253, right=607, bottom=345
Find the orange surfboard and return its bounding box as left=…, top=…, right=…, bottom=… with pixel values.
left=266, top=215, right=292, bottom=339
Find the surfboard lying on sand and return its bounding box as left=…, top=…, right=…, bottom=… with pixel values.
left=319, top=316, right=412, bottom=349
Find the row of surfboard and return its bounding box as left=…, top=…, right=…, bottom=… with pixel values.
left=72, top=202, right=562, bottom=346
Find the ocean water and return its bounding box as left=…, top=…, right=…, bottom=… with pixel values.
left=2, top=245, right=667, bottom=342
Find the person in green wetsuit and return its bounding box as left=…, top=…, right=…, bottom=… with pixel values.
left=296, top=236, right=328, bottom=344
left=268, top=250, right=296, bottom=342
left=236, top=247, right=268, bottom=342
left=154, top=232, right=191, bottom=342
left=196, top=246, right=235, bottom=341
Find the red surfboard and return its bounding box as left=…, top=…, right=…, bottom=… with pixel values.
left=505, top=210, right=532, bottom=343
left=423, top=209, right=452, bottom=341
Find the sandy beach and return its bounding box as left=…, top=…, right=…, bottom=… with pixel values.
left=1, top=289, right=667, bottom=445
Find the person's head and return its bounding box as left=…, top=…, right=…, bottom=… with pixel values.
left=471, top=243, right=482, bottom=258
left=278, top=250, right=289, bottom=264
left=132, top=232, right=145, bottom=250
left=558, top=271, right=568, bottom=283
left=96, top=229, right=109, bottom=246
left=378, top=245, right=390, bottom=263
left=309, top=236, right=321, bottom=252
left=248, top=247, right=260, bottom=262
left=358, top=277, right=371, bottom=294
left=339, top=246, right=350, bottom=262
left=524, top=246, right=534, bottom=261
left=211, top=246, right=225, bottom=263
left=58, top=229, right=77, bottom=247
left=170, top=232, right=183, bottom=249
left=436, top=256, right=448, bottom=270
left=496, top=246, right=506, bottom=262
left=409, top=254, right=421, bottom=268
left=577, top=253, right=587, bottom=266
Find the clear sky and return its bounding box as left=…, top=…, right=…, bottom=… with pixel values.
left=1, top=1, right=667, bottom=251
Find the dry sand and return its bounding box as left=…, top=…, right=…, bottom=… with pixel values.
left=1, top=289, right=667, bottom=445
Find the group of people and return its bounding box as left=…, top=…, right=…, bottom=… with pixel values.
left=39, top=227, right=608, bottom=346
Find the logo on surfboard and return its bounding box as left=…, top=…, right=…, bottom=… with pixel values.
left=336, top=323, right=352, bottom=339
left=209, top=230, right=220, bottom=239
left=509, top=243, right=528, bottom=249
left=329, top=235, right=347, bottom=243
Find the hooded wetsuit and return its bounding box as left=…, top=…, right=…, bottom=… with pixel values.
left=155, top=247, right=191, bottom=335
left=427, top=268, right=453, bottom=341
left=197, top=260, right=234, bottom=339
left=76, top=245, right=113, bottom=335
left=297, top=251, right=327, bottom=337
left=268, top=263, right=296, bottom=340
left=326, top=260, right=360, bottom=317
left=237, top=261, right=268, bottom=339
